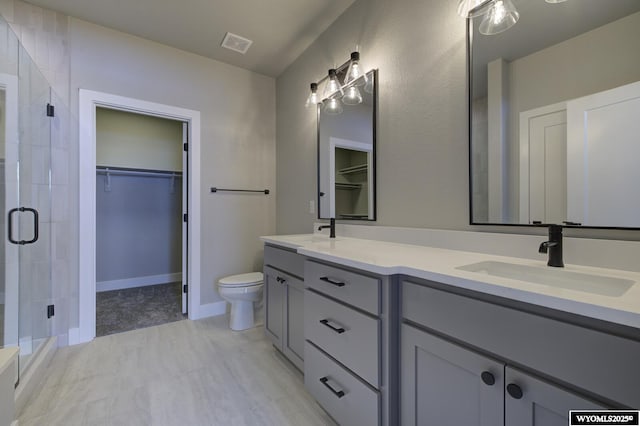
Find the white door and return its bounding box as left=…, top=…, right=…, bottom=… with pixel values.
left=519, top=103, right=567, bottom=224
left=567, top=80, right=640, bottom=227
left=181, top=123, right=188, bottom=314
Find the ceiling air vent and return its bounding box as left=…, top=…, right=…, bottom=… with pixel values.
left=221, top=32, right=253, bottom=54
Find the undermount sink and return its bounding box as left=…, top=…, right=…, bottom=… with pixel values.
left=456, top=261, right=634, bottom=297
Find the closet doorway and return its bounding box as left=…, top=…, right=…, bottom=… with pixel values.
left=95, top=108, right=187, bottom=336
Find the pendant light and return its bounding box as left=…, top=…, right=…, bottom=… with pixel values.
left=305, top=83, right=320, bottom=108
left=323, top=97, right=344, bottom=115
left=479, top=0, right=519, bottom=35
left=457, top=0, right=492, bottom=18
left=344, top=51, right=367, bottom=86
left=342, top=85, right=363, bottom=105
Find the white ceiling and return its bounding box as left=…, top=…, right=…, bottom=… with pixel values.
left=25, top=0, right=357, bottom=77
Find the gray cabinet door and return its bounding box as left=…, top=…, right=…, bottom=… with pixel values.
left=401, top=324, right=504, bottom=426
left=283, top=276, right=304, bottom=370
left=264, top=266, right=284, bottom=348
left=505, top=367, right=605, bottom=426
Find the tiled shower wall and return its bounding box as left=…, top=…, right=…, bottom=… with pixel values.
left=0, top=0, right=73, bottom=345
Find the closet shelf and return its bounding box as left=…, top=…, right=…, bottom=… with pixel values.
left=335, top=182, right=362, bottom=190
left=338, top=164, right=368, bottom=175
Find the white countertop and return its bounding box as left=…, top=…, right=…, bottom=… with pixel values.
left=261, top=234, right=640, bottom=329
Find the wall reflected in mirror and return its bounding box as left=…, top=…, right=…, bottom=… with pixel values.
left=318, top=69, right=376, bottom=220
left=469, top=0, right=640, bottom=228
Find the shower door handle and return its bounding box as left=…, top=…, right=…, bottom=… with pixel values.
left=7, top=207, right=39, bottom=245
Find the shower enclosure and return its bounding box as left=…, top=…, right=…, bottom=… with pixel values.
left=0, top=14, right=59, bottom=378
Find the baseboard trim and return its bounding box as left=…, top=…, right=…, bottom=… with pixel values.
left=192, top=301, right=227, bottom=320
left=97, top=273, right=182, bottom=292
left=68, top=327, right=81, bottom=346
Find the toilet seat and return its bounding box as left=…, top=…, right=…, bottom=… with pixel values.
left=217, top=272, right=263, bottom=288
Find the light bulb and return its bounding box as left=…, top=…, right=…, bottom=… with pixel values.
left=323, top=97, right=343, bottom=115
left=322, top=69, right=343, bottom=99
left=342, top=85, right=363, bottom=105
left=479, top=0, right=519, bottom=35
left=344, top=52, right=367, bottom=86
left=305, top=83, right=320, bottom=108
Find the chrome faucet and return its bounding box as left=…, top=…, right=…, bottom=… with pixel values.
left=318, top=218, right=336, bottom=238
left=538, top=224, right=564, bottom=267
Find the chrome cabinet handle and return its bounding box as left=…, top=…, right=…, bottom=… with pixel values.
left=319, top=276, right=345, bottom=287
left=319, top=376, right=345, bottom=398
left=319, top=319, right=346, bottom=334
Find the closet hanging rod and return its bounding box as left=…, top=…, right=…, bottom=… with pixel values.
left=96, top=166, right=182, bottom=178
left=211, top=187, right=270, bottom=195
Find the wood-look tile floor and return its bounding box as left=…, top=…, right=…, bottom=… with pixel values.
left=19, top=316, right=336, bottom=426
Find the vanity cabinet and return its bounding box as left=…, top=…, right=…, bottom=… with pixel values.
left=400, top=278, right=636, bottom=426
left=263, top=245, right=305, bottom=371
left=401, top=324, right=603, bottom=426
left=401, top=323, right=504, bottom=426
left=303, top=259, right=397, bottom=426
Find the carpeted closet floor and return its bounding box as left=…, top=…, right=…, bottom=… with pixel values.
left=96, top=282, right=186, bottom=337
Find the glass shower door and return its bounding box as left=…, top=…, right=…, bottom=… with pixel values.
left=12, top=46, right=52, bottom=369
left=14, top=44, right=53, bottom=370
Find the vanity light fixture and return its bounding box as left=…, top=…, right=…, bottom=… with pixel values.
left=344, top=51, right=367, bottom=86
left=323, top=69, right=344, bottom=99
left=545, top=0, right=568, bottom=3
left=342, top=85, right=363, bottom=105
left=323, top=97, right=344, bottom=115
left=478, top=0, right=520, bottom=35
left=305, top=83, right=321, bottom=107
left=458, top=0, right=520, bottom=36
left=305, top=50, right=367, bottom=112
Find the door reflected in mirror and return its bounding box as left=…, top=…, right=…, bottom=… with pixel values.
left=318, top=69, right=376, bottom=220
left=468, top=0, right=640, bottom=228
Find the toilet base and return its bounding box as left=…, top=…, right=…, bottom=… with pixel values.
left=229, top=301, right=255, bottom=331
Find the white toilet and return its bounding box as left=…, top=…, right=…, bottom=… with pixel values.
left=217, top=272, right=264, bottom=331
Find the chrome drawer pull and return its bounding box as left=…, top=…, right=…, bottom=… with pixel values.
left=319, top=276, right=345, bottom=287
left=319, top=376, right=346, bottom=398
left=319, top=319, right=346, bottom=334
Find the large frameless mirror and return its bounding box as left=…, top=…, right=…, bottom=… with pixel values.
left=318, top=69, right=377, bottom=220
left=468, top=0, right=640, bottom=228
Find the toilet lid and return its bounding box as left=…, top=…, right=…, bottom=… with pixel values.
left=218, top=272, right=264, bottom=287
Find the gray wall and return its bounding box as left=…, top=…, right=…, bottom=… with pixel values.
left=1, top=0, right=276, bottom=337
left=275, top=0, right=640, bottom=243
left=276, top=0, right=468, bottom=233
left=96, top=174, right=182, bottom=282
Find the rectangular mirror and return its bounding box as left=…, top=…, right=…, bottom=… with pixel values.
left=318, top=69, right=377, bottom=220
left=469, top=0, right=640, bottom=228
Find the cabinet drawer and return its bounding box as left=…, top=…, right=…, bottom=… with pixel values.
left=264, top=245, right=304, bottom=278
left=403, top=279, right=640, bottom=408
left=305, top=341, right=379, bottom=426
left=305, top=289, right=380, bottom=387
left=305, top=260, right=380, bottom=315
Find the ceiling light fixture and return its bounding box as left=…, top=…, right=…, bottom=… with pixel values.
left=305, top=51, right=369, bottom=113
